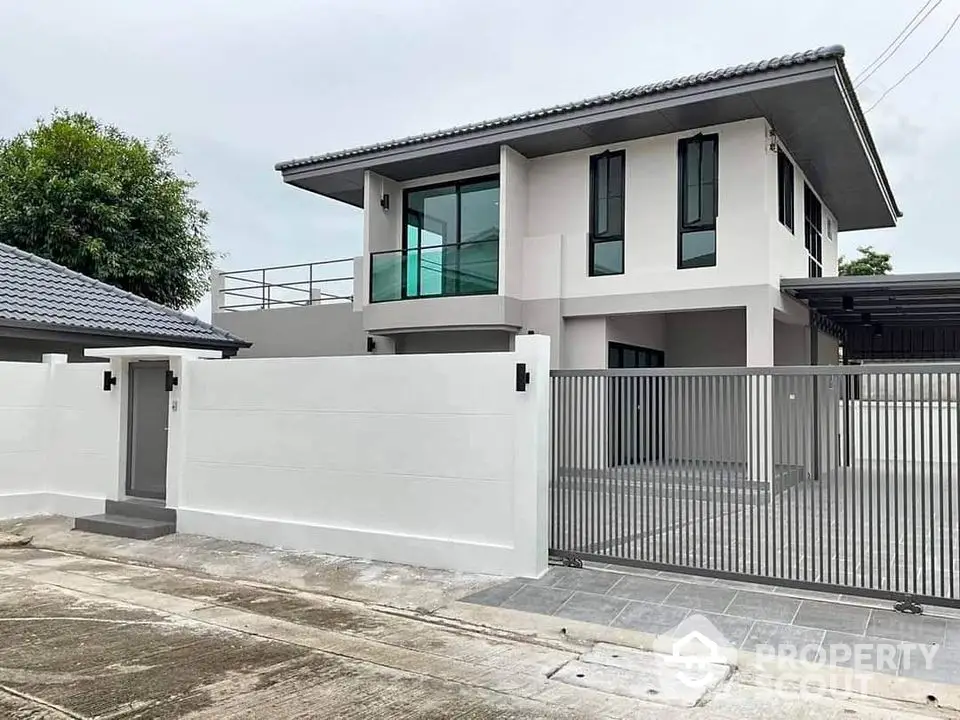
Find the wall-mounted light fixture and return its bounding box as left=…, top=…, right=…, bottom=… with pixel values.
left=366, top=336, right=376, bottom=353
left=164, top=370, right=179, bottom=392
left=380, top=193, right=390, bottom=211
left=842, top=295, right=854, bottom=311
left=102, top=370, right=117, bottom=392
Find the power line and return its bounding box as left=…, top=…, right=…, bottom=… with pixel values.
left=854, top=0, right=943, bottom=87
left=865, top=10, right=960, bottom=112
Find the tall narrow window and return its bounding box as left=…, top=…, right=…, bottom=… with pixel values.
left=804, top=184, right=823, bottom=278
left=589, top=150, right=625, bottom=276
left=678, top=134, right=718, bottom=269
left=777, top=148, right=794, bottom=232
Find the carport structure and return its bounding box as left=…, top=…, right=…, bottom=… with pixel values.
left=549, top=274, right=960, bottom=610
left=782, top=273, right=960, bottom=362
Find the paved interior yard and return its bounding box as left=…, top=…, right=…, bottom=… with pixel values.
left=0, top=516, right=955, bottom=719
left=464, top=564, right=960, bottom=685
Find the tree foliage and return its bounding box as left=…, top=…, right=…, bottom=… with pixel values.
left=838, top=245, right=893, bottom=276
left=0, top=111, right=214, bottom=309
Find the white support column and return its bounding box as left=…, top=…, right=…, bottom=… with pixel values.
left=746, top=302, right=774, bottom=484
left=512, top=333, right=551, bottom=579
left=210, top=267, right=225, bottom=313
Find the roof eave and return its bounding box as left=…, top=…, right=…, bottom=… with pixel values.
left=276, top=59, right=839, bottom=180
left=832, top=63, right=902, bottom=221
left=0, top=317, right=251, bottom=350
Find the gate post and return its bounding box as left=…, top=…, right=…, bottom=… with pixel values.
left=512, top=334, right=552, bottom=579
left=746, top=303, right=774, bottom=485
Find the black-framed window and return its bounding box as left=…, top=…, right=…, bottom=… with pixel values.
left=678, top=134, right=718, bottom=269
left=392, top=176, right=499, bottom=300
left=588, top=150, right=625, bottom=276
left=608, top=342, right=665, bottom=369
left=804, top=184, right=823, bottom=278
left=777, top=148, right=795, bottom=232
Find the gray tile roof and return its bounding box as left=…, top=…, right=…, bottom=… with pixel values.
left=276, top=45, right=846, bottom=171
left=0, top=242, right=247, bottom=348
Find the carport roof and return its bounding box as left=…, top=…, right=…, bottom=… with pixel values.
left=276, top=45, right=900, bottom=231
left=781, top=274, right=960, bottom=327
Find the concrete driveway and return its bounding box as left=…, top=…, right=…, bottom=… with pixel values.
left=0, top=516, right=953, bottom=719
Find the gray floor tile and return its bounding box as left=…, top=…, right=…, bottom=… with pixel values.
left=821, top=631, right=901, bottom=675
left=725, top=590, right=801, bottom=624
left=500, top=585, right=573, bottom=615
left=943, top=620, right=960, bottom=649
left=553, top=591, right=628, bottom=625
left=608, top=565, right=662, bottom=579
left=611, top=601, right=689, bottom=635
left=793, top=600, right=870, bottom=635
left=711, top=578, right=769, bottom=592
left=551, top=568, right=622, bottom=594
left=657, top=570, right=710, bottom=584
left=606, top=575, right=678, bottom=603
left=898, top=643, right=960, bottom=684
left=742, top=621, right=825, bottom=661
left=866, top=610, right=947, bottom=645
left=663, top=582, right=737, bottom=613
left=460, top=579, right=526, bottom=607
left=525, top=567, right=568, bottom=587
left=772, top=586, right=841, bottom=602
left=697, top=612, right=755, bottom=647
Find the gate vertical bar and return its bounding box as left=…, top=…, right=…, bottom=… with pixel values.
left=939, top=371, right=946, bottom=598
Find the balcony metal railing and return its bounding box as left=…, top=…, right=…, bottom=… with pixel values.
left=369, top=239, right=499, bottom=303
left=217, top=258, right=354, bottom=311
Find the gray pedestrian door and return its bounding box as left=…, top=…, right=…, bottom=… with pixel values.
left=126, top=361, right=170, bottom=501
left=550, top=364, right=960, bottom=609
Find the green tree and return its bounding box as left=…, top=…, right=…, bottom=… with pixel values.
left=838, top=245, right=893, bottom=276
left=0, top=111, right=213, bottom=309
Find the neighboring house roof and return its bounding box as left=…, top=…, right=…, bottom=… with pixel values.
left=276, top=45, right=899, bottom=232
left=0, top=242, right=249, bottom=350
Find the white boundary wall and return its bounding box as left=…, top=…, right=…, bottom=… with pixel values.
left=172, top=335, right=550, bottom=577
left=0, top=356, right=120, bottom=519
left=0, top=338, right=550, bottom=578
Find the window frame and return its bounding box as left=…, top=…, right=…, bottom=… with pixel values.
left=677, top=133, right=719, bottom=270
left=394, top=174, right=500, bottom=301
left=804, top=183, right=823, bottom=278
left=777, top=148, right=795, bottom=233
left=588, top=149, right=626, bottom=277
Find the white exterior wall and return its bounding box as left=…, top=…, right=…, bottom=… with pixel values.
left=523, top=119, right=770, bottom=301
left=563, top=317, right=607, bottom=369
left=0, top=358, right=120, bottom=519
left=0, top=362, right=48, bottom=504
left=767, top=141, right=839, bottom=283
left=361, top=170, right=403, bottom=307
left=607, top=314, right=666, bottom=353
left=174, top=336, right=551, bottom=577
left=500, top=146, right=528, bottom=300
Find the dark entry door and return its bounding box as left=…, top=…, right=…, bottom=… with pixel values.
left=608, top=343, right=665, bottom=463
left=126, top=361, right=170, bottom=500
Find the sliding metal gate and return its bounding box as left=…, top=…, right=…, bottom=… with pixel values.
left=550, top=364, right=960, bottom=608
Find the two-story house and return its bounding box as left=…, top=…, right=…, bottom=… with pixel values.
left=213, top=45, right=899, bottom=369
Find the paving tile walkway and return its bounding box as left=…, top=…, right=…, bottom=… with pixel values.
left=462, top=565, right=960, bottom=685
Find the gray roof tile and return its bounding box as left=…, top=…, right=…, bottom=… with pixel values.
left=276, top=45, right=846, bottom=171
left=0, top=242, right=247, bottom=348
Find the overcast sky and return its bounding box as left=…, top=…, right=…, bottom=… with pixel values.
left=1, top=1, right=957, bottom=318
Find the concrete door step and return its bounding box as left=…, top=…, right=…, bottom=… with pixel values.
left=551, top=643, right=730, bottom=708
left=74, top=514, right=176, bottom=540
left=105, top=499, right=177, bottom=524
